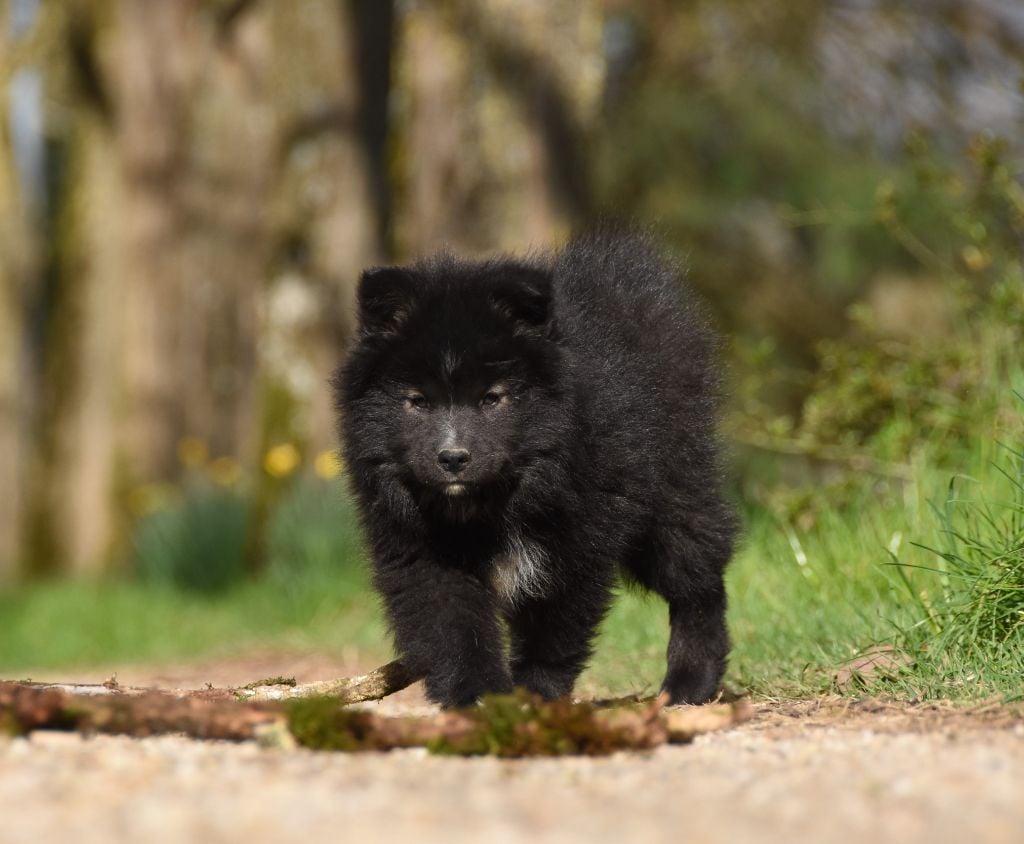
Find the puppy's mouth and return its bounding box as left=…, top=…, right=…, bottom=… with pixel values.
left=442, top=481, right=471, bottom=497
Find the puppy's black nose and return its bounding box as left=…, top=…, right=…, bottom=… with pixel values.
left=437, top=448, right=471, bottom=474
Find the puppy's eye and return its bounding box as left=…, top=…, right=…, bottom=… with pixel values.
left=406, top=393, right=429, bottom=411
left=481, top=390, right=504, bottom=408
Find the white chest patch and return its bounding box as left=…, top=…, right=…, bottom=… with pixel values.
left=491, top=533, right=550, bottom=606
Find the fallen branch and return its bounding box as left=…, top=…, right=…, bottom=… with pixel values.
left=0, top=679, right=750, bottom=756
left=0, top=682, right=283, bottom=742
left=238, top=660, right=421, bottom=703
left=9, top=659, right=422, bottom=705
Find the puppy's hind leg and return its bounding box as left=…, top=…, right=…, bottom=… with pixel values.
left=626, top=517, right=734, bottom=705
left=663, top=586, right=729, bottom=704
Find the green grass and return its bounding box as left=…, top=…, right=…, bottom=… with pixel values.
left=589, top=435, right=1024, bottom=701
left=0, top=477, right=388, bottom=674
left=881, top=444, right=1024, bottom=701
left=583, top=492, right=925, bottom=699
left=2, top=445, right=1021, bottom=703
left=0, top=572, right=386, bottom=675
left=0, top=477, right=928, bottom=695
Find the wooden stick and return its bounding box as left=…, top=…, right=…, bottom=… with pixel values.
left=7, top=660, right=422, bottom=705
left=0, top=679, right=750, bottom=755
left=237, top=660, right=422, bottom=703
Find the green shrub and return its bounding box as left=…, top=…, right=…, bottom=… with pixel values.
left=732, top=134, right=1024, bottom=502
left=133, top=483, right=250, bottom=593
left=265, top=475, right=366, bottom=587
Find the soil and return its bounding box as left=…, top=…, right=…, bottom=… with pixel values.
left=3, top=651, right=1023, bottom=844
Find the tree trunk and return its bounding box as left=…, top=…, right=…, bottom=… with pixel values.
left=6, top=0, right=599, bottom=579
left=40, top=0, right=382, bottom=575
left=394, top=0, right=603, bottom=258
left=262, top=0, right=381, bottom=457
left=24, top=0, right=203, bottom=573
left=0, top=3, right=34, bottom=579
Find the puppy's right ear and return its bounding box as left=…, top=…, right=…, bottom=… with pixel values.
left=357, top=267, right=418, bottom=335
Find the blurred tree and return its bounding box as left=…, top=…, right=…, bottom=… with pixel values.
left=9, top=0, right=382, bottom=576
left=2, top=0, right=1021, bottom=581
left=393, top=0, right=603, bottom=255
left=594, top=0, right=1023, bottom=360
left=0, top=0, right=37, bottom=580
left=267, top=0, right=382, bottom=458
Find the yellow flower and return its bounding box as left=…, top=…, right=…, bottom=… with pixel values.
left=177, top=436, right=208, bottom=469
left=961, top=245, right=990, bottom=272
left=314, top=449, right=344, bottom=479
left=264, top=443, right=301, bottom=478
left=209, top=456, right=242, bottom=487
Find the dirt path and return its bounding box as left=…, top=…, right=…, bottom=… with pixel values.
left=4, top=655, right=1023, bottom=844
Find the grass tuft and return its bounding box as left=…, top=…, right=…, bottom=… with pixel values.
left=883, top=442, right=1024, bottom=700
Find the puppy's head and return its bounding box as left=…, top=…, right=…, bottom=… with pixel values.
left=338, top=255, right=567, bottom=518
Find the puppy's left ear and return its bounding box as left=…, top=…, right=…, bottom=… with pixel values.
left=490, top=267, right=554, bottom=335
left=357, top=266, right=419, bottom=336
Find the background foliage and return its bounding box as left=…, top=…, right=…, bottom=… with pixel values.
left=1, top=0, right=1022, bottom=699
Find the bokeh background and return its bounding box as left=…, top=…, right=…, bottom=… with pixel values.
left=1, top=0, right=1022, bottom=696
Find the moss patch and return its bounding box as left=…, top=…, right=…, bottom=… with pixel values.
left=286, top=690, right=669, bottom=757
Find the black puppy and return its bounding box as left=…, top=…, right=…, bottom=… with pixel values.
left=334, top=230, right=736, bottom=707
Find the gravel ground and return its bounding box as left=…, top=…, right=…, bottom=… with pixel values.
left=5, top=655, right=1024, bottom=844
left=4, top=711, right=1024, bottom=843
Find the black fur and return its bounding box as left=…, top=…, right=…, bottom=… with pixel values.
left=333, top=230, right=737, bottom=708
